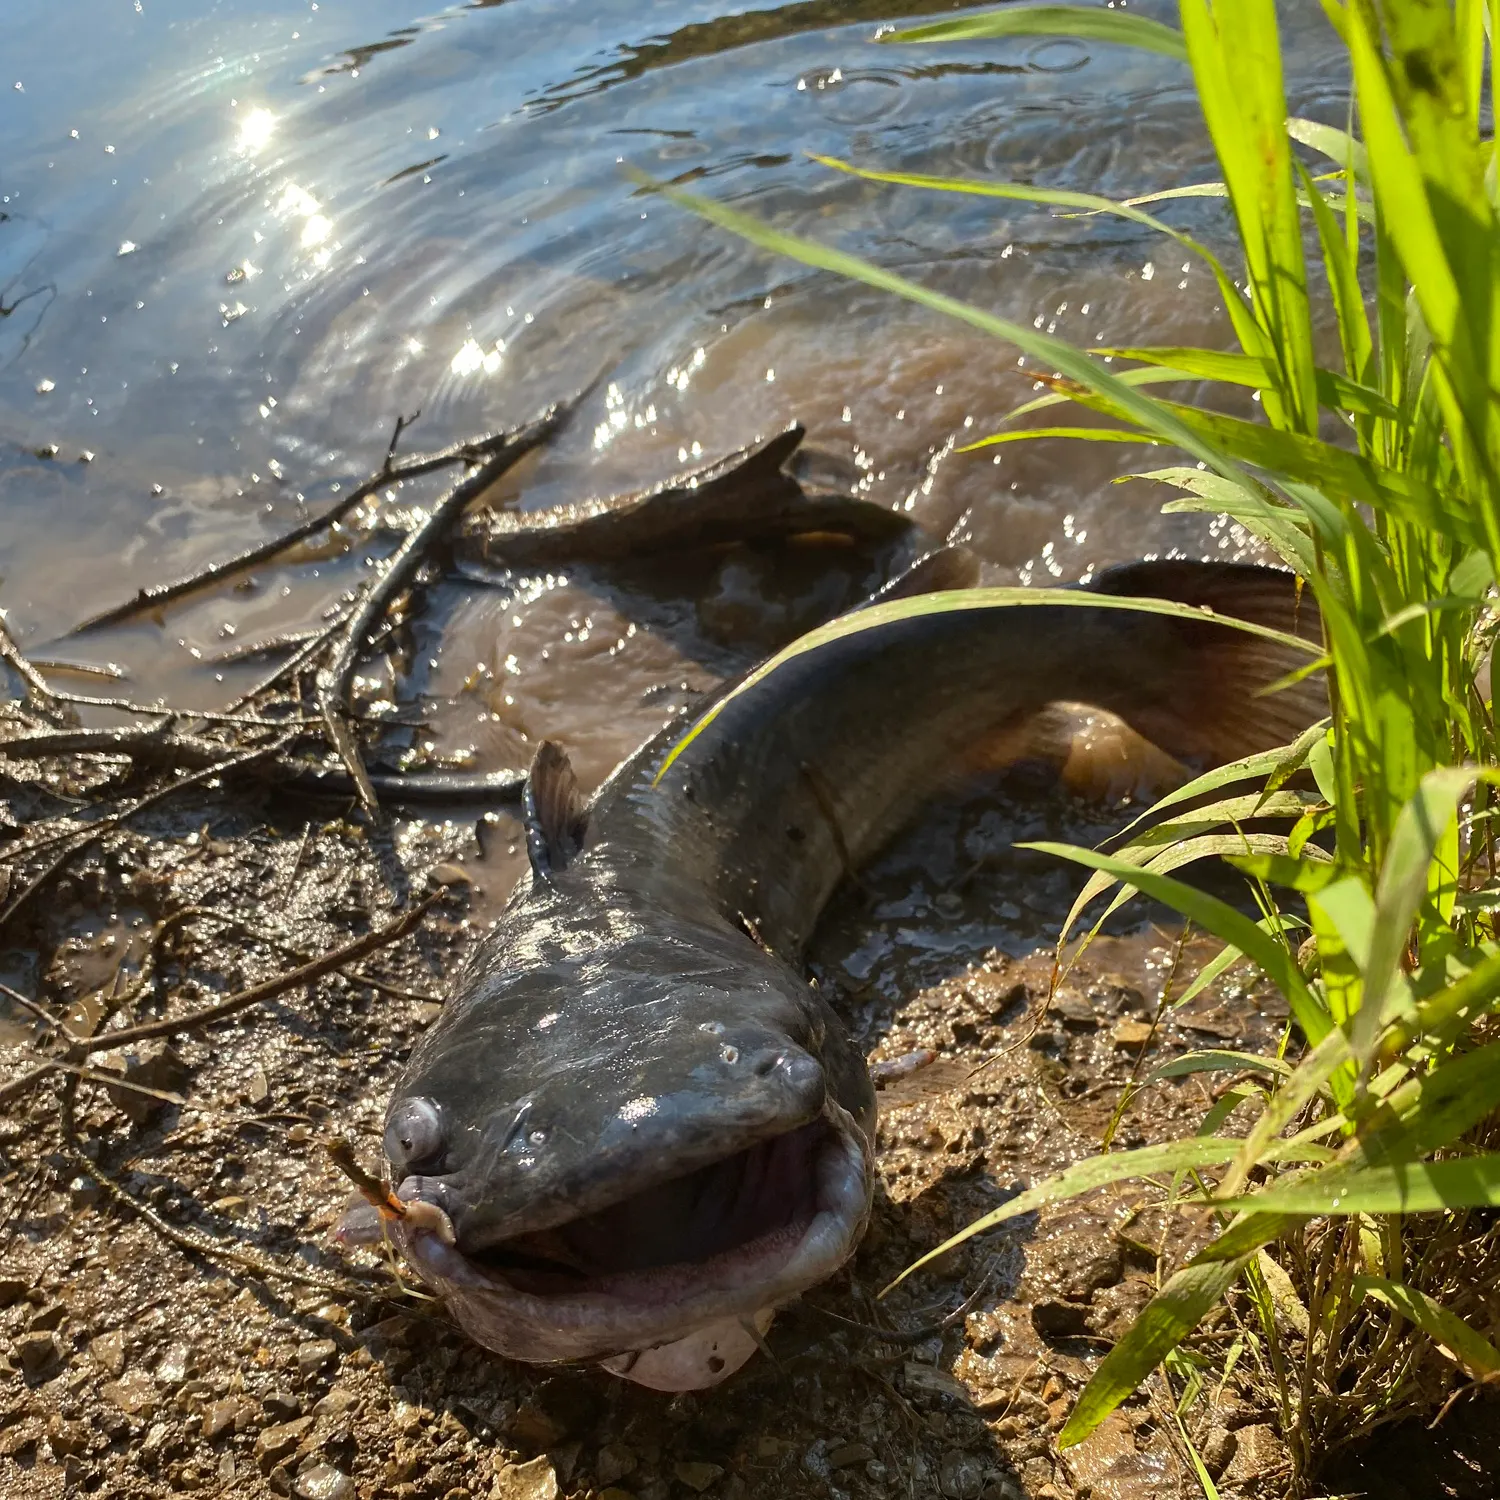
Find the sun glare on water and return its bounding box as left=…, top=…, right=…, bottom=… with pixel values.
left=236, top=106, right=276, bottom=156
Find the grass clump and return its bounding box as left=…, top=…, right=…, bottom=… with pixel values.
left=663, top=0, right=1500, bottom=1486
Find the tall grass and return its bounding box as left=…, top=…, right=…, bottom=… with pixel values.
left=659, top=0, right=1500, bottom=1484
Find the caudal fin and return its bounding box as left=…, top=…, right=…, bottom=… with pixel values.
left=1085, top=560, right=1326, bottom=766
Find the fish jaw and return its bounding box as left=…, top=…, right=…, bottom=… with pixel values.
left=382, top=1100, right=872, bottom=1386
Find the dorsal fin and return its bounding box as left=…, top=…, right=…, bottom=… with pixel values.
left=524, top=742, right=588, bottom=881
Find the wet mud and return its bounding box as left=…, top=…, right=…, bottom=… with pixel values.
left=1, top=731, right=1309, bottom=1500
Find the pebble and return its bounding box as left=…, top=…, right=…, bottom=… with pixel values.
left=827, top=1443, right=874, bottom=1469
left=492, top=1454, right=559, bottom=1500
left=295, top=1463, right=356, bottom=1500
left=939, top=1451, right=986, bottom=1500
left=312, top=1388, right=357, bottom=1418
left=156, top=1342, right=192, bottom=1384
left=1049, top=989, right=1099, bottom=1030
left=596, top=1443, right=638, bottom=1486
left=17, top=1331, right=65, bottom=1382
left=255, top=1414, right=316, bottom=1468
left=90, top=1329, right=126, bottom=1377
left=201, top=1398, right=251, bottom=1441
left=1111, top=1019, right=1154, bottom=1049
left=674, top=1462, right=724, bottom=1493
left=102, top=1369, right=159, bottom=1419
left=264, top=1390, right=303, bottom=1421
left=296, top=1339, right=339, bottom=1375
left=1199, top=1425, right=1236, bottom=1475
left=27, top=1302, right=68, bottom=1333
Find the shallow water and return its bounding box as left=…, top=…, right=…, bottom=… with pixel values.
left=2, top=0, right=1347, bottom=766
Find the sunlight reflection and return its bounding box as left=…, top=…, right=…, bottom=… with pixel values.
left=451, top=337, right=503, bottom=377
left=236, top=106, right=276, bottom=156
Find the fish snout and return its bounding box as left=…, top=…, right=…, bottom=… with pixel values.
left=735, top=1039, right=825, bottom=1119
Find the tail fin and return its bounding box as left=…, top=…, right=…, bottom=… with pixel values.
left=1085, top=560, right=1326, bottom=765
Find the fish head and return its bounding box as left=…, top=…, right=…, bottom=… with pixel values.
left=353, top=885, right=875, bottom=1389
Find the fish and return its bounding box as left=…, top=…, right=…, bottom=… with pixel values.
left=337, top=558, right=1324, bottom=1391
left=459, top=423, right=919, bottom=565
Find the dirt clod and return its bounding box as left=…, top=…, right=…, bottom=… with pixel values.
left=493, top=1454, right=561, bottom=1500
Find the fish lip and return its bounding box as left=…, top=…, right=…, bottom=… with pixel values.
left=385, top=1100, right=872, bottom=1366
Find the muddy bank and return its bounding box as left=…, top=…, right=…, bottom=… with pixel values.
left=1, top=705, right=1326, bottom=1500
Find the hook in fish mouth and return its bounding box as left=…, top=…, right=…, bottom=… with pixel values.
left=357, top=1100, right=871, bottom=1389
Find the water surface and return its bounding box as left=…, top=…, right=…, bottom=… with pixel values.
left=1, top=0, right=1349, bottom=765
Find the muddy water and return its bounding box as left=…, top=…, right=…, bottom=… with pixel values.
left=3, top=0, right=1348, bottom=764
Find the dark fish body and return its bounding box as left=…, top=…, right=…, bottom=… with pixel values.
left=357, top=561, right=1324, bottom=1389
left=462, top=424, right=918, bottom=565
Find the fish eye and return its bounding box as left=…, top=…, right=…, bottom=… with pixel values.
left=385, top=1096, right=445, bottom=1172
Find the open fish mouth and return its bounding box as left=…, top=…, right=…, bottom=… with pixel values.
left=385, top=1102, right=871, bottom=1387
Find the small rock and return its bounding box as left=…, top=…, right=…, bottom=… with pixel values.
left=1020, top=1457, right=1054, bottom=1492
left=0, top=1423, right=38, bottom=1461
left=294, top=1463, right=356, bottom=1500
left=939, top=1451, right=985, bottom=1500
left=1222, top=1424, right=1289, bottom=1493
left=508, top=1402, right=567, bottom=1451
left=201, top=1398, right=250, bottom=1442
left=492, top=1454, right=559, bottom=1500
left=268, top=1462, right=295, bottom=1497
left=46, top=1415, right=89, bottom=1457
left=827, top=1443, right=875, bottom=1469
left=1030, top=1300, right=1091, bottom=1339
left=0, top=1279, right=27, bottom=1308
left=596, top=1444, right=638, bottom=1486
left=155, top=1342, right=192, bottom=1385
left=69, top=1175, right=102, bottom=1210
left=674, top=1462, right=723, bottom=1493
left=256, top=1415, right=316, bottom=1470
left=1202, top=1426, right=1237, bottom=1476
left=1111, top=1019, right=1154, bottom=1050
left=1049, top=989, right=1098, bottom=1030
left=90, top=1329, right=126, bottom=1377
left=248, top=1069, right=271, bottom=1105
left=295, top=1339, right=338, bottom=1376
left=264, top=1390, right=303, bottom=1421
left=979, top=1481, right=1023, bottom=1500
left=27, top=1302, right=68, bottom=1333
left=97, top=1040, right=191, bottom=1122
left=312, top=1388, right=357, bottom=1419
left=103, top=1369, right=159, bottom=1419
left=903, top=1363, right=969, bottom=1401
left=16, top=1331, right=65, bottom=1383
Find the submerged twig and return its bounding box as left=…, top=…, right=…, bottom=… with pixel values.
left=316, top=401, right=567, bottom=809
left=69, top=423, right=544, bottom=636
left=0, top=609, right=61, bottom=708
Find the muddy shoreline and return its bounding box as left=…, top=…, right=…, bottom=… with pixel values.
left=0, top=724, right=1429, bottom=1500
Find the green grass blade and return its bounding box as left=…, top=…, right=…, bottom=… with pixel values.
left=881, top=1135, right=1330, bottom=1295
left=1349, top=769, right=1477, bottom=1070
left=642, top=178, right=1267, bottom=485
left=1024, top=842, right=1328, bottom=1044
left=1147, top=1050, right=1293, bottom=1082
left=1058, top=1250, right=1259, bottom=1447
left=1353, top=1274, right=1500, bottom=1377
left=1215, top=1154, right=1500, bottom=1214
left=885, top=5, right=1187, bottom=60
